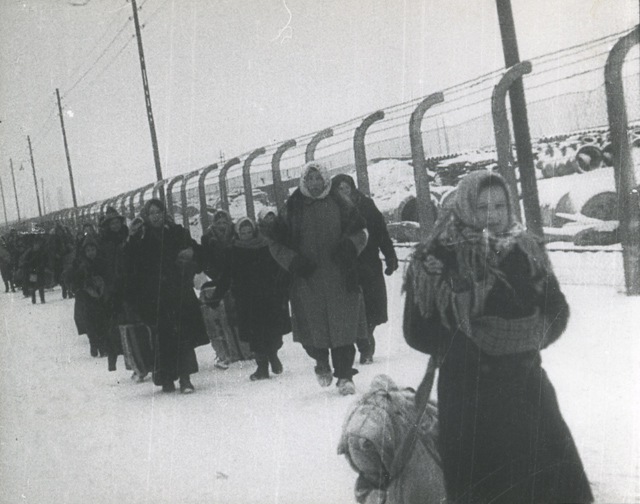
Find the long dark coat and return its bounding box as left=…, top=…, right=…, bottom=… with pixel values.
left=70, top=254, right=109, bottom=336
left=355, top=195, right=397, bottom=327
left=215, top=243, right=290, bottom=354
left=98, top=225, right=128, bottom=314
left=20, top=246, right=48, bottom=287
left=404, top=245, right=593, bottom=503
left=269, top=189, right=368, bottom=349
left=123, top=222, right=208, bottom=384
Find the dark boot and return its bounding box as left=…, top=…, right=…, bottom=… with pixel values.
left=162, top=381, right=176, bottom=393
left=107, top=353, right=117, bottom=372
left=268, top=352, right=283, bottom=374
left=31, top=289, right=36, bottom=304
left=39, top=288, right=45, bottom=304
left=179, top=375, right=194, bottom=393
left=250, top=356, right=270, bottom=381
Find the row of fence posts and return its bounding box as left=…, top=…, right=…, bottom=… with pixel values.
left=20, top=27, right=640, bottom=294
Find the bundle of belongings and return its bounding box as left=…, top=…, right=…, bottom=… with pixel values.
left=337, top=374, right=446, bottom=504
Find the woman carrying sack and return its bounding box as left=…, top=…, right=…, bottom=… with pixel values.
left=403, top=170, right=593, bottom=503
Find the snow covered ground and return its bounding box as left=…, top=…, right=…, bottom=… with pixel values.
left=1, top=251, right=639, bottom=504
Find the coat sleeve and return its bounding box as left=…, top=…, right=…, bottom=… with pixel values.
left=377, top=210, right=397, bottom=263
left=539, top=272, right=570, bottom=348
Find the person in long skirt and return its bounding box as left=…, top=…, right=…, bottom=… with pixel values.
left=403, top=170, right=593, bottom=503
left=70, top=236, right=109, bottom=357
left=269, top=162, right=368, bottom=395
left=332, top=174, right=399, bottom=364
left=209, top=217, right=290, bottom=381
left=123, top=199, right=208, bottom=393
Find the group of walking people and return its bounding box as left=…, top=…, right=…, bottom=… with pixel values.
left=3, top=160, right=593, bottom=501
left=0, top=223, right=76, bottom=304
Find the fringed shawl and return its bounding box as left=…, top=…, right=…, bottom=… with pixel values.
left=405, top=170, right=553, bottom=354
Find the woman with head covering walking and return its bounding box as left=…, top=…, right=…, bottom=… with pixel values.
left=122, top=198, right=208, bottom=393
left=208, top=217, right=290, bottom=381
left=332, top=174, right=398, bottom=364
left=98, top=207, right=129, bottom=371
left=269, top=162, right=368, bottom=395
left=70, top=235, right=110, bottom=357
left=403, top=170, right=593, bottom=503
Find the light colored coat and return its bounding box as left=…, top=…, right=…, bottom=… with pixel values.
left=270, top=193, right=368, bottom=349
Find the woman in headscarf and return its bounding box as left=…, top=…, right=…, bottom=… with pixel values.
left=269, top=162, right=368, bottom=395
left=98, top=207, right=129, bottom=371
left=200, top=209, right=251, bottom=367
left=122, top=198, right=208, bottom=393
left=332, top=174, right=399, bottom=365
left=70, top=235, right=109, bottom=357
left=403, top=170, right=593, bottom=503
left=209, top=217, right=290, bottom=381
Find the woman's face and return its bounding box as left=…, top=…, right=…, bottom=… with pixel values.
left=337, top=181, right=352, bottom=200
left=85, top=244, right=97, bottom=259
left=305, top=169, right=325, bottom=197
left=473, top=184, right=510, bottom=234
left=238, top=224, right=254, bottom=241
left=108, top=218, right=122, bottom=233
left=213, top=215, right=230, bottom=233
left=147, top=204, right=164, bottom=228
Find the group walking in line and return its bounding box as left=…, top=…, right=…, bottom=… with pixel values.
left=2, top=162, right=593, bottom=502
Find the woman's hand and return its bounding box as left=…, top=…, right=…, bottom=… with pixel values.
left=424, top=255, right=444, bottom=275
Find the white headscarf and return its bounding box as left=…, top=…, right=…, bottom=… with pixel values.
left=299, top=161, right=332, bottom=200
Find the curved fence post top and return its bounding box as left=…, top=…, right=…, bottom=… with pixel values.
left=243, top=147, right=267, bottom=221
left=197, top=163, right=218, bottom=232
left=272, top=140, right=297, bottom=210
left=166, top=175, right=184, bottom=215
left=220, top=157, right=241, bottom=178
left=305, top=128, right=334, bottom=162
left=137, top=182, right=155, bottom=207
left=605, top=26, right=640, bottom=295
left=179, top=169, right=200, bottom=229
left=219, top=157, right=241, bottom=213
left=409, top=91, right=445, bottom=241
left=491, top=61, right=532, bottom=224
left=354, top=110, right=385, bottom=196
left=243, top=147, right=267, bottom=170
left=167, top=174, right=185, bottom=191
left=356, top=110, right=385, bottom=131
left=198, top=163, right=219, bottom=186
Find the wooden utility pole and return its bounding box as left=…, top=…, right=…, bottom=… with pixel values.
left=130, top=0, right=164, bottom=200
left=9, top=159, right=21, bottom=222
left=495, top=0, right=542, bottom=237
left=27, top=136, right=42, bottom=216
left=56, top=88, right=78, bottom=208
left=41, top=178, right=46, bottom=214
left=0, top=176, right=8, bottom=226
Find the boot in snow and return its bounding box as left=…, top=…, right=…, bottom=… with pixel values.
left=337, top=378, right=356, bottom=396
left=315, top=362, right=333, bottom=387
left=268, top=352, right=283, bottom=374
left=179, top=375, right=194, bottom=394
left=250, top=356, right=270, bottom=381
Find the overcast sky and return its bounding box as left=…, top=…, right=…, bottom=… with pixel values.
left=0, top=0, right=638, bottom=220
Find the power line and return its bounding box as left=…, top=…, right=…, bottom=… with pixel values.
left=84, top=34, right=137, bottom=89
left=62, top=17, right=133, bottom=99
left=65, top=4, right=130, bottom=85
